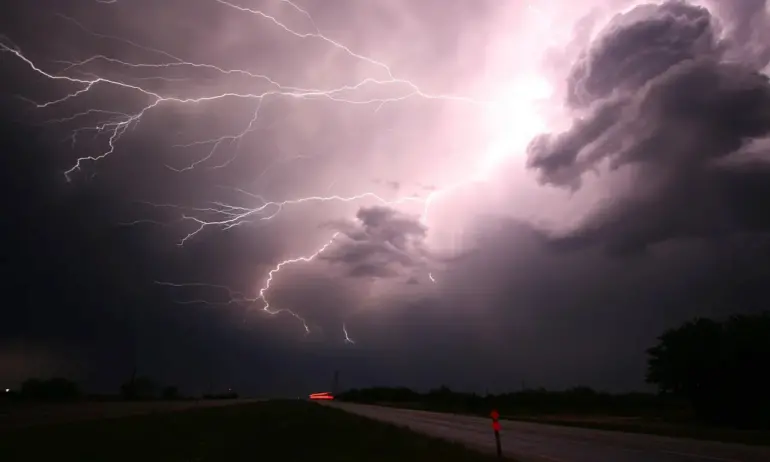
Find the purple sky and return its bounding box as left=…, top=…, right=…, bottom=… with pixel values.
left=2, top=0, right=770, bottom=395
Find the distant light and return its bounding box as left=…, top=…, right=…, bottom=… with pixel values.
left=4, top=388, right=9, bottom=393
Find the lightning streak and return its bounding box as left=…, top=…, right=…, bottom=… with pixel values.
left=144, top=191, right=424, bottom=246
left=152, top=235, right=341, bottom=333
left=256, top=233, right=341, bottom=333
left=342, top=323, right=355, bottom=344
left=1, top=1, right=547, bottom=341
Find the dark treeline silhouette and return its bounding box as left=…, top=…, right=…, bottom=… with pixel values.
left=5, top=375, right=191, bottom=403
left=339, top=386, right=684, bottom=419
left=341, top=312, right=770, bottom=430
left=17, top=377, right=82, bottom=402
left=162, top=386, right=180, bottom=400
left=647, top=312, right=770, bottom=429
left=202, top=391, right=239, bottom=400
left=120, top=375, right=159, bottom=400
left=5, top=375, right=239, bottom=403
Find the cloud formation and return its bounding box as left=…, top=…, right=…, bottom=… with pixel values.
left=4, top=0, right=770, bottom=396
left=527, top=0, right=770, bottom=251
left=322, top=206, right=429, bottom=279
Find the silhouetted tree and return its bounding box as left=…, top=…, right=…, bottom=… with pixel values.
left=20, top=377, right=80, bottom=402
left=339, top=385, right=680, bottom=418
left=647, top=313, right=770, bottom=428
left=161, top=386, right=180, bottom=400
left=120, top=376, right=158, bottom=400
left=202, top=390, right=239, bottom=400
left=339, top=387, right=421, bottom=404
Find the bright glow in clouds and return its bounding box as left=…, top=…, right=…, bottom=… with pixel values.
left=0, top=0, right=627, bottom=342
left=475, top=76, right=553, bottom=181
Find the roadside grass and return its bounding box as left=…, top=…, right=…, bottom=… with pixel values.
left=364, top=401, right=770, bottom=447
left=0, top=400, right=510, bottom=462
left=507, top=415, right=770, bottom=447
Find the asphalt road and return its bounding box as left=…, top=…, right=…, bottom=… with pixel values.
left=325, top=402, right=770, bottom=462
left=0, top=399, right=262, bottom=430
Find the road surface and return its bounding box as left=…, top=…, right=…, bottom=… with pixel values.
left=326, top=402, right=770, bottom=462
left=0, top=399, right=262, bottom=430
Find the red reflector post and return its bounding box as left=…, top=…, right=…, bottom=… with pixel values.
left=490, top=409, right=502, bottom=458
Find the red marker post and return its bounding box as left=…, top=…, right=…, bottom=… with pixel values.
left=490, top=409, right=502, bottom=458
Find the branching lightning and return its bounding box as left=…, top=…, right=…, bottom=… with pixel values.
left=1, top=0, right=548, bottom=343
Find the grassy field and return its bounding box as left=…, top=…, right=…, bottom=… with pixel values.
left=0, top=399, right=257, bottom=430
left=368, top=401, right=770, bottom=447
left=507, top=414, right=770, bottom=446
left=0, top=400, right=509, bottom=462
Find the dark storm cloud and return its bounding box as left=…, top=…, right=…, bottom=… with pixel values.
left=0, top=118, right=293, bottom=394
left=321, top=206, right=429, bottom=278
left=6, top=0, right=770, bottom=399
left=1, top=0, right=507, bottom=396
left=423, top=217, right=770, bottom=391
left=565, top=0, right=721, bottom=108
left=709, top=0, right=770, bottom=69
left=527, top=0, right=770, bottom=251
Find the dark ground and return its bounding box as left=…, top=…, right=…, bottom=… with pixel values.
left=0, top=398, right=259, bottom=430
left=0, top=400, right=509, bottom=462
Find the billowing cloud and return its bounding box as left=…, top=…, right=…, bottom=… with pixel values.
left=710, top=0, right=770, bottom=69
left=322, top=206, right=429, bottom=278
left=526, top=0, right=770, bottom=251
left=565, top=1, right=721, bottom=109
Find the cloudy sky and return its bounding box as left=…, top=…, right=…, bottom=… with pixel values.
left=2, top=0, right=770, bottom=396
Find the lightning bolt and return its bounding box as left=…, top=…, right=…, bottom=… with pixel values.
left=342, top=323, right=355, bottom=344
left=139, top=190, right=425, bottom=246
left=1, top=1, right=545, bottom=341
left=255, top=233, right=340, bottom=333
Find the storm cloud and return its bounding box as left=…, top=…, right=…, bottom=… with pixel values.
left=3, top=0, right=770, bottom=396
left=527, top=0, right=770, bottom=251
left=322, top=206, right=429, bottom=279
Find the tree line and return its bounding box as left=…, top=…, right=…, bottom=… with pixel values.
left=339, top=386, right=686, bottom=418
left=340, top=312, right=770, bottom=429
left=3, top=376, right=239, bottom=402
left=5, top=312, right=768, bottom=428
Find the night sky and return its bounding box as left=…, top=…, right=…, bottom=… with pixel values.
left=2, top=0, right=770, bottom=397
